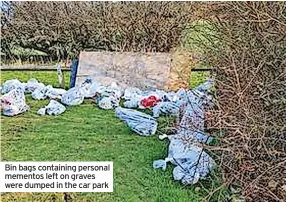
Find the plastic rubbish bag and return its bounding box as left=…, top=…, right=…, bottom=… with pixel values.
left=61, top=87, right=84, bottom=105
left=172, top=88, right=187, bottom=102
left=154, top=89, right=171, bottom=102
left=122, top=87, right=143, bottom=109
left=123, top=87, right=142, bottom=100
left=111, top=95, right=120, bottom=107
left=164, top=91, right=175, bottom=102
left=123, top=93, right=142, bottom=108
left=1, top=88, right=29, bottom=116
left=153, top=136, right=197, bottom=168
left=98, top=95, right=120, bottom=110
left=24, top=78, right=45, bottom=93
left=140, top=95, right=162, bottom=109
left=178, top=96, right=212, bottom=143
left=31, top=84, right=66, bottom=100
left=187, top=79, right=214, bottom=107
left=95, top=85, right=107, bottom=95
left=153, top=136, right=215, bottom=185
left=79, top=78, right=97, bottom=98
left=186, top=88, right=208, bottom=105
left=152, top=101, right=185, bottom=118
left=153, top=159, right=168, bottom=171
left=168, top=137, right=206, bottom=165
left=102, top=82, right=122, bottom=99
left=45, top=85, right=67, bottom=99
left=180, top=102, right=204, bottom=131
left=2, top=79, right=25, bottom=94
left=81, top=82, right=102, bottom=98
left=37, top=108, right=46, bottom=116
left=115, top=107, right=158, bottom=136
left=89, top=83, right=101, bottom=96
left=154, top=136, right=204, bottom=167
left=98, top=97, right=113, bottom=109
left=32, top=86, right=47, bottom=100
left=37, top=100, right=66, bottom=115
left=172, top=150, right=215, bottom=185
left=110, top=82, right=122, bottom=98
left=123, top=99, right=139, bottom=108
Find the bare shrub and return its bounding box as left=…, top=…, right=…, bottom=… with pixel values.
left=1, top=1, right=202, bottom=60
left=196, top=2, right=286, bottom=201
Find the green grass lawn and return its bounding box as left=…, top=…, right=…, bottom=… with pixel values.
left=1, top=71, right=218, bottom=202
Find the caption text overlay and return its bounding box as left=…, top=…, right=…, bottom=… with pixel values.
left=0, top=162, right=113, bottom=192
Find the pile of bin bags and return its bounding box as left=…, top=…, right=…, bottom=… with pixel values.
left=1, top=77, right=212, bottom=118
left=0, top=77, right=215, bottom=184
left=1, top=78, right=67, bottom=116
left=151, top=83, right=215, bottom=185
left=153, top=135, right=215, bottom=185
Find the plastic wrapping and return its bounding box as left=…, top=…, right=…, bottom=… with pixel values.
left=37, top=108, right=46, bottom=116
left=152, top=101, right=185, bottom=118
left=178, top=103, right=205, bottom=138
left=98, top=97, right=113, bottom=109
left=172, top=150, right=215, bottom=185
left=153, top=135, right=204, bottom=168
left=153, top=136, right=215, bottom=185
left=2, top=79, right=25, bottom=94
left=122, top=87, right=143, bottom=108
left=98, top=96, right=120, bottom=110
left=153, top=159, right=168, bottom=171
left=123, top=99, right=139, bottom=108
left=154, top=89, right=170, bottom=101
left=61, top=87, right=84, bottom=105
left=90, top=83, right=102, bottom=94
left=103, top=82, right=122, bottom=99
left=37, top=100, right=66, bottom=115
left=24, top=78, right=37, bottom=93
left=45, top=85, right=67, bottom=99
left=153, top=79, right=215, bottom=185
left=123, top=87, right=142, bottom=100
left=115, top=107, right=158, bottom=136
left=178, top=89, right=212, bottom=143
left=32, top=87, right=48, bottom=100
left=140, top=95, right=162, bottom=108
left=79, top=78, right=96, bottom=98
left=1, top=88, right=29, bottom=116
left=172, top=88, right=187, bottom=102
left=24, top=78, right=45, bottom=93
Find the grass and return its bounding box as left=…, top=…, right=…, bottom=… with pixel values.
left=1, top=71, right=214, bottom=202
left=0, top=71, right=71, bottom=89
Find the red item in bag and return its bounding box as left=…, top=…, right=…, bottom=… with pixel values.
left=140, top=95, right=162, bottom=108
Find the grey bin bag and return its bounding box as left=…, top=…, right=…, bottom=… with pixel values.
left=152, top=100, right=186, bottom=118
left=2, top=79, right=25, bottom=94
left=115, top=107, right=158, bottom=136
left=24, top=78, right=45, bottom=93
left=61, top=87, right=84, bottom=106
left=153, top=135, right=215, bottom=185
left=32, top=87, right=48, bottom=100
left=37, top=100, right=66, bottom=116
left=1, top=88, right=29, bottom=116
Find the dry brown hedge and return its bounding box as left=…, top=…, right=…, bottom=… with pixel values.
left=1, top=1, right=203, bottom=60
left=201, top=2, right=286, bottom=201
